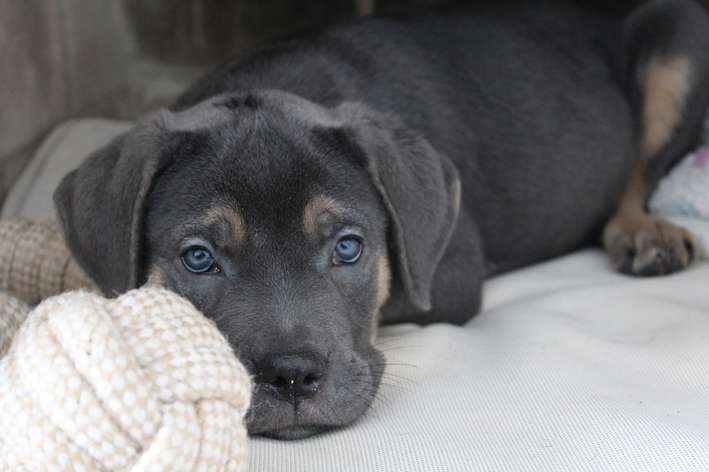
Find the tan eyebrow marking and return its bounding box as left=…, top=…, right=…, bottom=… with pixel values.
left=302, top=194, right=344, bottom=238
left=202, top=205, right=246, bottom=245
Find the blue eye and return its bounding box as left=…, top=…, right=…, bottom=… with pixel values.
left=333, top=237, right=362, bottom=264
left=182, top=247, right=217, bottom=273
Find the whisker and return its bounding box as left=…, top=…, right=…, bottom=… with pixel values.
left=380, top=371, right=418, bottom=383
left=353, top=384, right=392, bottom=409
left=376, top=345, right=421, bottom=354
left=372, top=337, right=403, bottom=347
left=376, top=381, right=413, bottom=394
left=368, top=362, right=421, bottom=370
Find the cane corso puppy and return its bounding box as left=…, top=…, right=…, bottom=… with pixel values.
left=54, top=0, right=709, bottom=439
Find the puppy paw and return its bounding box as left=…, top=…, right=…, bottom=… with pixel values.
left=603, top=213, right=695, bottom=276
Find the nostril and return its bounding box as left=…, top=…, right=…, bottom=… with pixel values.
left=303, top=373, right=319, bottom=386
left=271, top=376, right=289, bottom=390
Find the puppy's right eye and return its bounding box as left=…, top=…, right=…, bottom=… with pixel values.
left=182, top=247, right=218, bottom=273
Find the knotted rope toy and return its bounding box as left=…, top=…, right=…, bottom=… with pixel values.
left=0, top=219, right=99, bottom=358
left=0, top=220, right=252, bottom=471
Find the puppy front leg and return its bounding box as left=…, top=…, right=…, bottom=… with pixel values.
left=604, top=0, right=709, bottom=275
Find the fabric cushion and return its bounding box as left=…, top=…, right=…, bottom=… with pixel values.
left=1, top=119, right=132, bottom=222
left=4, top=119, right=708, bottom=471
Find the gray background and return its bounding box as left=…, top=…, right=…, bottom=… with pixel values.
left=0, top=0, right=702, bottom=203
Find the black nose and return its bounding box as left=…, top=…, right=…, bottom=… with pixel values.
left=257, top=352, right=326, bottom=402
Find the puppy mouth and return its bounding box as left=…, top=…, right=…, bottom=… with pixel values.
left=244, top=348, right=385, bottom=439
left=245, top=387, right=376, bottom=440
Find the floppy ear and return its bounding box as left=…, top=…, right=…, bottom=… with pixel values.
left=53, top=111, right=187, bottom=296
left=333, top=103, right=461, bottom=311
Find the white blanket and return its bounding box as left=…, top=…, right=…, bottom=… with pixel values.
left=251, top=251, right=709, bottom=471
left=4, top=120, right=709, bottom=471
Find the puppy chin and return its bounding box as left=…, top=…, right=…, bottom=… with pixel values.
left=259, top=424, right=333, bottom=440
left=246, top=390, right=367, bottom=440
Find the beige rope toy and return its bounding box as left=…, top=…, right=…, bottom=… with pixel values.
left=0, top=220, right=252, bottom=471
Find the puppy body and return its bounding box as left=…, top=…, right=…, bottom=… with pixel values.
left=55, top=1, right=709, bottom=438
left=178, top=3, right=637, bottom=325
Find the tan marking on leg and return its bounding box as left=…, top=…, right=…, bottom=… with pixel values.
left=145, top=265, right=166, bottom=287
left=640, top=56, right=692, bottom=161
left=302, top=194, right=343, bottom=238
left=614, top=56, right=692, bottom=215
left=203, top=205, right=246, bottom=245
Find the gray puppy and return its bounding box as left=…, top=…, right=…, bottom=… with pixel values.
left=54, top=1, right=709, bottom=439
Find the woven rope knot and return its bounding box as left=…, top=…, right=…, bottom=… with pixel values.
left=0, top=287, right=252, bottom=472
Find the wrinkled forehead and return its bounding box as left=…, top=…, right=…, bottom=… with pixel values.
left=169, top=89, right=342, bottom=133
left=147, top=103, right=382, bottom=238
left=203, top=122, right=358, bottom=221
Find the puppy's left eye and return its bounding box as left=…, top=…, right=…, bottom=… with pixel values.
left=333, top=237, right=362, bottom=264
left=182, top=247, right=219, bottom=273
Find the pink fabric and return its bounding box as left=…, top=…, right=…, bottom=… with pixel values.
left=692, top=147, right=709, bottom=168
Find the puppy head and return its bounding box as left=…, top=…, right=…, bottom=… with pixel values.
left=54, top=90, right=460, bottom=439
